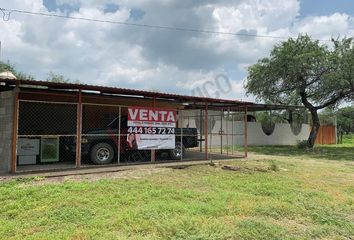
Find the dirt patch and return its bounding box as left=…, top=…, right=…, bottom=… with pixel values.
left=21, top=167, right=173, bottom=185
left=166, top=165, right=193, bottom=170
left=221, top=164, right=271, bottom=173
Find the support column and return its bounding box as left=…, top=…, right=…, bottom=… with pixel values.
left=226, top=108, right=229, bottom=156
left=118, top=106, right=121, bottom=164
left=75, top=89, right=82, bottom=169
left=180, top=110, right=183, bottom=161
left=244, top=105, right=248, bottom=158
left=205, top=103, right=208, bottom=160
left=11, top=83, right=19, bottom=174
left=220, top=110, right=223, bottom=155
left=199, top=109, right=203, bottom=152
left=151, top=97, right=156, bottom=163
left=231, top=109, right=234, bottom=156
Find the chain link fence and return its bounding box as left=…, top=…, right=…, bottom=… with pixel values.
left=16, top=100, right=247, bottom=171
left=17, top=100, right=77, bottom=171
left=180, top=108, right=246, bottom=160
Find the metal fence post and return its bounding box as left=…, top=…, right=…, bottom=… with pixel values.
left=11, top=83, right=19, bottom=174
left=231, top=110, right=234, bottom=156
left=180, top=110, right=183, bottom=161
left=220, top=110, right=223, bottom=155
left=226, top=109, right=229, bottom=156
left=199, top=109, right=203, bottom=152
left=75, top=89, right=82, bottom=169
left=205, top=103, right=208, bottom=161
left=244, top=105, right=248, bottom=158
left=118, top=106, right=121, bottom=164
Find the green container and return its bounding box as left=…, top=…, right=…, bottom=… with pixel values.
left=40, top=137, right=59, bottom=163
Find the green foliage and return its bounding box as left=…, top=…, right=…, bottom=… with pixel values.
left=46, top=72, right=71, bottom=83
left=234, top=137, right=354, bottom=160
left=336, top=106, right=354, bottom=134
left=0, top=61, right=15, bottom=73
left=342, top=134, right=354, bottom=145
left=0, top=61, right=34, bottom=80
left=0, top=62, right=78, bottom=83
left=246, top=35, right=354, bottom=107
left=245, top=35, right=354, bottom=147
left=297, top=140, right=309, bottom=149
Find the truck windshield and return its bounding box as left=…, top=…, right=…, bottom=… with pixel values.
left=106, top=116, right=127, bottom=129
left=106, top=117, right=118, bottom=128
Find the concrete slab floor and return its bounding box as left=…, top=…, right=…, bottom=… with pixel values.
left=1, top=155, right=244, bottom=180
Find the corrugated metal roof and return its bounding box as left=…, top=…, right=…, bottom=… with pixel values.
left=1, top=78, right=252, bottom=105
left=0, top=78, right=304, bottom=111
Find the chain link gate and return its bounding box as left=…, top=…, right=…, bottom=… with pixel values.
left=17, top=100, right=78, bottom=171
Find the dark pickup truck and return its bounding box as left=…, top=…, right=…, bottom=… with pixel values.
left=71, top=117, right=199, bottom=164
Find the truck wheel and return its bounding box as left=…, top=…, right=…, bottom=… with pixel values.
left=90, top=143, right=114, bottom=165
left=169, top=142, right=185, bottom=160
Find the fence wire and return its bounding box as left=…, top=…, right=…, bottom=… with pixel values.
left=17, top=100, right=77, bottom=170
left=16, top=100, right=247, bottom=171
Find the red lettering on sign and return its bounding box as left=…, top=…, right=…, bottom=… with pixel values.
left=128, top=107, right=177, bottom=123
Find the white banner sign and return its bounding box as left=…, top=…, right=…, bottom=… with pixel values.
left=127, top=107, right=177, bottom=150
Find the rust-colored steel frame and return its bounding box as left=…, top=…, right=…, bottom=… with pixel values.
left=76, top=89, right=83, bottom=168
left=244, top=105, right=248, bottom=158
left=11, top=84, right=19, bottom=174
left=7, top=79, right=252, bottom=173
left=205, top=103, right=208, bottom=161
left=1, top=79, right=250, bottom=106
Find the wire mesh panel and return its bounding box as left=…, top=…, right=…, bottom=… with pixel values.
left=81, top=104, right=120, bottom=166
left=205, top=109, right=246, bottom=159
left=205, top=110, right=222, bottom=155
left=227, top=110, right=246, bottom=157
left=120, top=106, right=153, bottom=164
left=234, top=109, right=248, bottom=156
left=16, top=99, right=247, bottom=172
left=166, top=108, right=247, bottom=162
left=17, top=100, right=77, bottom=171
left=174, top=109, right=204, bottom=161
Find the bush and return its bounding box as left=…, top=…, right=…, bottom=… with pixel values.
left=297, top=140, right=308, bottom=149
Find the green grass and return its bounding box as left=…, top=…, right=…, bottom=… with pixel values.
left=340, top=134, right=354, bottom=146
left=228, top=134, right=354, bottom=161
left=1, top=138, right=354, bottom=239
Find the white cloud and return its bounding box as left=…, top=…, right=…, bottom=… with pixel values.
left=294, top=13, right=353, bottom=39
left=0, top=0, right=353, bottom=101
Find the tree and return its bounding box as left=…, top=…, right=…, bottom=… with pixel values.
left=47, top=72, right=70, bottom=83
left=336, top=106, right=354, bottom=134
left=1, top=62, right=79, bottom=83
left=245, top=35, right=354, bottom=148
left=0, top=61, right=34, bottom=80
left=47, top=72, right=80, bottom=84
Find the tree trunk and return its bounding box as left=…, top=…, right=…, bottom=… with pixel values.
left=308, top=109, right=320, bottom=148
left=287, top=110, right=293, bottom=124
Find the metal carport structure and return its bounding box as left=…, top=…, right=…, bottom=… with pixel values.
left=0, top=79, right=301, bottom=174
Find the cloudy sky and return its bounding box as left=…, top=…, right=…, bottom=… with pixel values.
left=1, top=0, right=354, bottom=101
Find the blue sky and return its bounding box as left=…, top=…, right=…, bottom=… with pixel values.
left=299, top=0, right=354, bottom=16
left=1, top=0, right=354, bottom=101
left=42, top=0, right=354, bottom=18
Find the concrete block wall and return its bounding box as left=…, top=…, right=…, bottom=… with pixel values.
left=181, top=110, right=310, bottom=147
left=0, top=90, right=14, bottom=173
